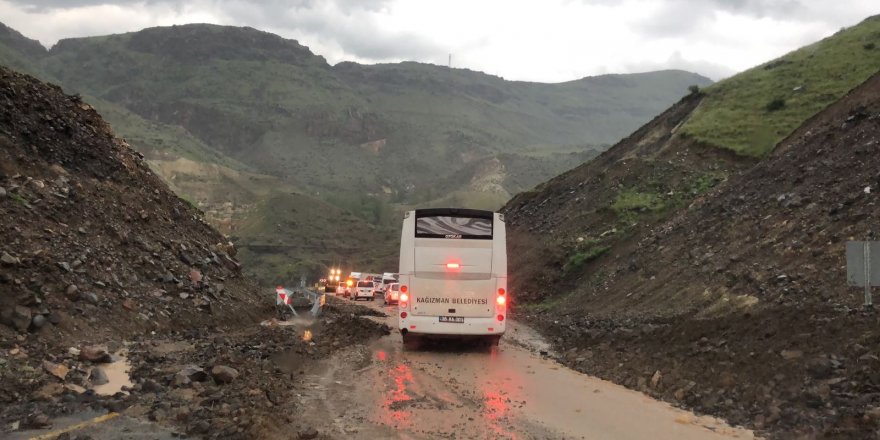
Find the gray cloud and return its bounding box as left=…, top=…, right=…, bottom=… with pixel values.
left=630, top=0, right=867, bottom=40
left=217, top=0, right=443, bottom=60
left=1, top=0, right=877, bottom=82
left=6, top=0, right=168, bottom=12
left=7, top=0, right=442, bottom=60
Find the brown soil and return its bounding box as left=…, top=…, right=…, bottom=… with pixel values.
left=121, top=301, right=390, bottom=439
left=0, top=66, right=397, bottom=440
left=506, top=71, right=880, bottom=439
left=504, top=92, right=755, bottom=304
left=0, top=66, right=264, bottom=427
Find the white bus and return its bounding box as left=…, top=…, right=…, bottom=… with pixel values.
left=397, top=208, right=507, bottom=348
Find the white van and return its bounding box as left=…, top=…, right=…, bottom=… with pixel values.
left=352, top=280, right=376, bottom=301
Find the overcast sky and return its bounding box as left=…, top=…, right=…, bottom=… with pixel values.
left=1, top=0, right=877, bottom=82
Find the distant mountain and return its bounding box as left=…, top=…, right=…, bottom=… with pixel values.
left=0, top=22, right=710, bottom=281
left=5, top=23, right=708, bottom=201
left=0, top=22, right=46, bottom=74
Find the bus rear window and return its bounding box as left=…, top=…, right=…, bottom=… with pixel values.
left=415, top=216, right=492, bottom=239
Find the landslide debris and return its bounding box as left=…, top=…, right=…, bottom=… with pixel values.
left=0, top=66, right=265, bottom=427
left=511, top=71, right=880, bottom=439
left=122, top=301, right=390, bottom=440
left=504, top=91, right=753, bottom=304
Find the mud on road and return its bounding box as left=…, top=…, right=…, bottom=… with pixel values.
left=3, top=300, right=389, bottom=440
left=7, top=297, right=757, bottom=439
left=288, top=298, right=756, bottom=440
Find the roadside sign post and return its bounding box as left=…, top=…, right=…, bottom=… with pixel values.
left=275, top=286, right=298, bottom=317
left=846, top=241, right=880, bottom=308
left=276, top=286, right=326, bottom=319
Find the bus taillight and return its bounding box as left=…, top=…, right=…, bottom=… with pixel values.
left=446, top=262, right=460, bottom=269
left=498, top=288, right=505, bottom=296
left=496, top=295, right=506, bottom=306
left=400, top=292, right=409, bottom=307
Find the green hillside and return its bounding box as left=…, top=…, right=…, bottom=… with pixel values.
left=682, top=15, right=880, bottom=156
left=24, top=24, right=707, bottom=200
left=0, top=22, right=708, bottom=283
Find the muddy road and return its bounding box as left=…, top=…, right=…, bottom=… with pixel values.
left=289, top=299, right=756, bottom=439
left=8, top=299, right=756, bottom=440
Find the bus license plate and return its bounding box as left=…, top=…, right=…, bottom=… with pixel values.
left=439, top=316, right=464, bottom=323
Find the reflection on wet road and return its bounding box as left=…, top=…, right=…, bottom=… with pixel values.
left=382, top=362, right=414, bottom=429
left=294, top=303, right=758, bottom=439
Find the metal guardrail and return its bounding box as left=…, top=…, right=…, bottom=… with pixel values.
left=275, top=287, right=326, bottom=317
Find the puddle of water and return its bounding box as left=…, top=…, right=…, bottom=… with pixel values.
left=92, top=351, right=134, bottom=396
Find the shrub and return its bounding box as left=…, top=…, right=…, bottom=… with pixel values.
left=765, top=98, right=786, bottom=112
left=612, top=190, right=665, bottom=213
left=563, top=246, right=610, bottom=273
left=9, top=193, right=27, bottom=205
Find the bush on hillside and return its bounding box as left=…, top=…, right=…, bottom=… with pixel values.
left=765, top=98, right=786, bottom=112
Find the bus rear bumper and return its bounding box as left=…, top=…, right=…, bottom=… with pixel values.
left=398, top=315, right=506, bottom=337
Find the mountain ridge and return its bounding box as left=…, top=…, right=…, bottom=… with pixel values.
left=0, top=21, right=709, bottom=281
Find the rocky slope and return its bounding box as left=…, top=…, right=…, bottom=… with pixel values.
left=504, top=91, right=754, bottom=304
left=0, top=66, right=268, bottom=422
left=510, top=70, right=880, bottom=439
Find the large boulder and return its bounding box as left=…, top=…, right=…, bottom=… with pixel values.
left=210, top=365, right=240, bottom=384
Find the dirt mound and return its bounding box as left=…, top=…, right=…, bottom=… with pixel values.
left=517, top=72, right=880, bottom=439
left=122, top=302, right=389, bottom=440
left=0, top=66, right=266, bottom=418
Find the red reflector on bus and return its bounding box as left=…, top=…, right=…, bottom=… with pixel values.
left=400, top=312, right=407, bottom=319
left=488, top=328, right=494, bottom=332
left=496, top=295, right=506, bottom=306
left=497, top=314, right=505, bottom=321
left=410, top=325, right=416, bottom=329
left=446, top=263, right=460, bottom=269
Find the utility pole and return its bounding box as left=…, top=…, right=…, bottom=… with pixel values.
left=448, top=53, right=452, bottom=68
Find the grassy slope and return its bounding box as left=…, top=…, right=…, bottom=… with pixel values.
left=682, top=15, right=880, bottom=156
